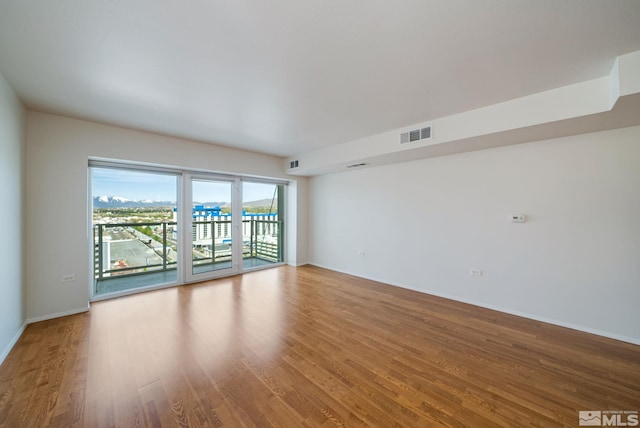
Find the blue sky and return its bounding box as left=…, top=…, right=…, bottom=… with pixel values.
left=92, top=168, right=277, bottom=202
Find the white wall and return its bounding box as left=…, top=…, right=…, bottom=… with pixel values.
left=0, top=73, right=26, bottom=364
left=25, top=111, right=306, bottom=321
left=286, top=178, right=309, bottom=266
left=309, top=126, right=640, bottom=344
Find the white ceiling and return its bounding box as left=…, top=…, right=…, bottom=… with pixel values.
left=1, top=1, right=639, bottom=157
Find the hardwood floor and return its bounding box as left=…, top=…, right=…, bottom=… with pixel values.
left=1, top=265, right=638, bottom=427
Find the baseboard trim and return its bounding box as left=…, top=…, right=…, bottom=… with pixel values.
left=1, top=306, right=90, bottom=366
left=0, top=320, right=28, bottom=366
left=288, top=261, right=310, bottom=267
left=307, top=263, right=640, bottom=346
left=26, top=305, right=90, bottom=325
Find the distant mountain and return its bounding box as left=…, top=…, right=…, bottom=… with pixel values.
left=242, top=198, right=278, bottom=208
left=93, top=196, right=176, bottom=208
left=94, top=196, right=273, bottom=209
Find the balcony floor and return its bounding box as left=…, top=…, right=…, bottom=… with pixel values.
left=95, top=257, right=277, bottom=296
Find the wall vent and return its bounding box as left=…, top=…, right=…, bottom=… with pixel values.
left=400, top=125, right=432, bottom=144
left=346, top=162, right=368, bottom=168
left=289, top=160, right=299, bottom=169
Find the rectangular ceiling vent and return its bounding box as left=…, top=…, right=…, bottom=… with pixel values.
left=289, top=160, right=299, bottom=169
left=346, top=162, right=368, bottom=169
left=400, top=125, right=432, bottom=144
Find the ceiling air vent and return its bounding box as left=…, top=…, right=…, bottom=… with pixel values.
left=400, top=125, right=432, bottom=144
left=289, top=160, right=299, bottom=169
left=346, top=163, right=368, bottom=169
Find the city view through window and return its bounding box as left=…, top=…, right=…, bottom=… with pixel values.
left=92, top=167, right=284, bottom=295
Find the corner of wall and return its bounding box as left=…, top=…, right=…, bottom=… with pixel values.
left=0, top=71, right=27, bottom=366
left=286, top=176, right=309, bottom=266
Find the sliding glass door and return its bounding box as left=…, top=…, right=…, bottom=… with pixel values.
left=91, top=167, right=179, bottom=296
left=242, top=181, right=285, bottom=269
left=90, top=162, right=286, bottom=297
left=185, top=175, right=241, bottom=282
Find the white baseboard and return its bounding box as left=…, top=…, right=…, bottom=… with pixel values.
left=26, top=305, right=90, bottom=324
left=307, top=263, right=640, bottom=346
left=1, top=306, right=90, bottom=367
left=0, top=320, right=28, bottom=366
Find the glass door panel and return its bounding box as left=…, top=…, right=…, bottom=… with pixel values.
left=186, top=177, right=239, bottom=282
left=242, top=182, right=285, bottom=269
left=91, top=167, right=179, bottom=296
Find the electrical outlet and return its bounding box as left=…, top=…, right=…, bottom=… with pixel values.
left=470, top=269, right=483, bottom=277
left=62, top=274, right=75, bottom=282
left=358, top=250, right=366, bottom=256
left=510, top=214, right=526, bottom=223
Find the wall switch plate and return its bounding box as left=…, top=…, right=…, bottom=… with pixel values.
left=470, top=269, right=483, bottom=276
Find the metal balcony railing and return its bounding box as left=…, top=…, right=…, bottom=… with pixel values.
left=94, top=219, right=283, bottom=282
left=245, top=220, right=283, bottom=262
left=94, top=222, right=178, bottom=281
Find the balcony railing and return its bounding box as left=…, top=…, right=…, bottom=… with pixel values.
left=94, top=222, right=178, bottom=281
left=94, top=219, right=283, bottom=284
left=191, top=219, right=283, bottom=266
left=245, top=219, right=284, bottom=262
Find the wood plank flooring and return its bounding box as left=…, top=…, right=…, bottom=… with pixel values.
left=1, top=265, right=639, bottom=427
